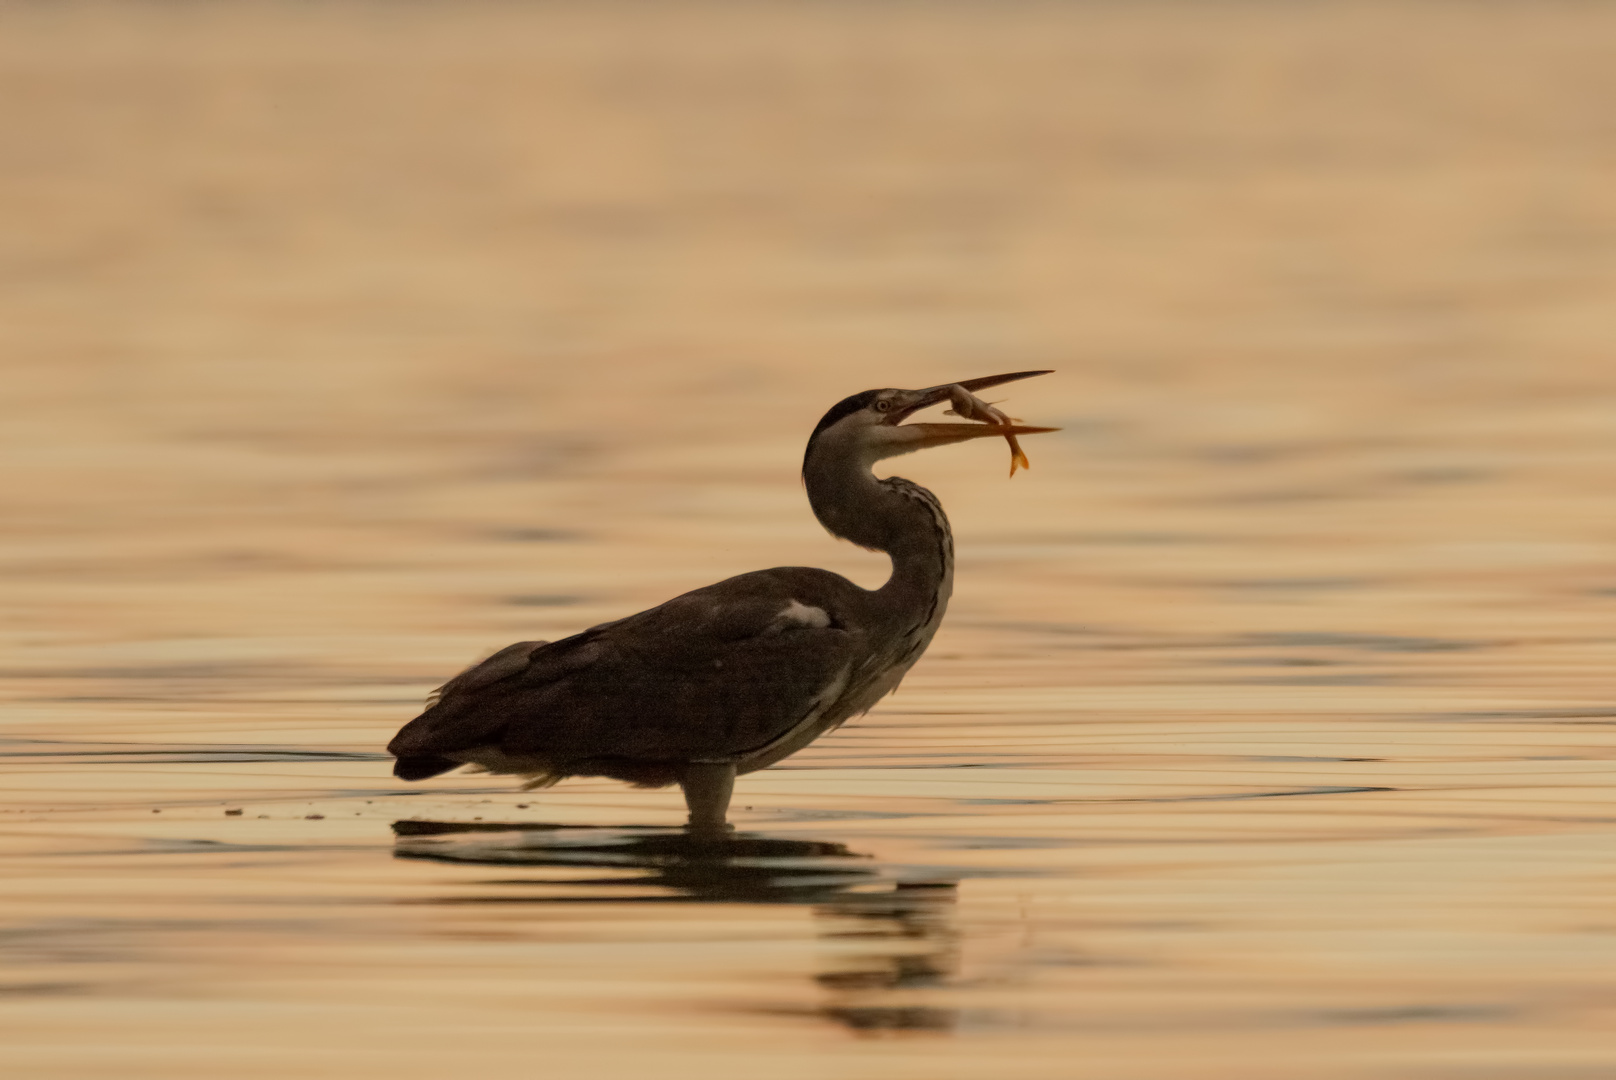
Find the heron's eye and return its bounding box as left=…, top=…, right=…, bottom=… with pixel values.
left=873, top=400, right=892, bottom=413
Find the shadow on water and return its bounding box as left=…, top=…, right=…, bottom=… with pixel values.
left=393, top=820, right=962, bottom=1033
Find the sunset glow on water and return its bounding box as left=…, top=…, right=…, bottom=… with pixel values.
left=3, top=3, right=1616, bottom=1077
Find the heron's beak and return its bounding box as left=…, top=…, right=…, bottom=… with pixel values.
left=891, top=421, right=1059, bottom=477
left=890, top=369, right=1053, bottom=423
left=885, top=370, right=1057, bottom=476
left=897, top=422, right=1060, bottom=452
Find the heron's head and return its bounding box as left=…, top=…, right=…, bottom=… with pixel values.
left=803, top=370, right=1058, bottom=476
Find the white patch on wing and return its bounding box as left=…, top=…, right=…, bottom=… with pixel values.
left=779, top=599, right=832, bottom=629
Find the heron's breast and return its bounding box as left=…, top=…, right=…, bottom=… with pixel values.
left=727, top=663, right=853, bottom=773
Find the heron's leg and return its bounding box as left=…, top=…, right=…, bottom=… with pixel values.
left=681, top=762, right=736, bottom=834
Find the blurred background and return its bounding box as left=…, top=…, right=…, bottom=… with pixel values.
left=4, top=2, right=1616, bottom=1077
left=6, top=0, right=1616, bottom=661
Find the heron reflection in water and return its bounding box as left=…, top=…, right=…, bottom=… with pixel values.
left=388, top=373, right=1056, bottom=831
left=394, top=821, right=962, bottom=1033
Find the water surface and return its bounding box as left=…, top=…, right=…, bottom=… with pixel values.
left=3, top=3, right=1616, bottom=1077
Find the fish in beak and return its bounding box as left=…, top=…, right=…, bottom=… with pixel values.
left=890, top=370, right=1058, bottom=476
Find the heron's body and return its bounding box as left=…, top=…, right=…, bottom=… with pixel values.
left=388, top=373, right=1053, bottom=831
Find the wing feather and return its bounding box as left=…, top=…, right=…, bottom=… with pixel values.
left=422, top=640, right=550, bottom=708
left=387, top=568, right=867, bottom=769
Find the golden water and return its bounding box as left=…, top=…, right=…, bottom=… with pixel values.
left=4, top=3, right=1616, bottom=1076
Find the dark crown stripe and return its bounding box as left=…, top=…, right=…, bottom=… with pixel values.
left=802, top=389, right=882, bottom=474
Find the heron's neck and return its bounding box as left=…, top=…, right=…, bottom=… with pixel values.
left=803, top=454, right=954, bottom=625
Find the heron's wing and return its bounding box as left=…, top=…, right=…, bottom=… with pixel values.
left=388, top=570, right=864, bottom=766
left=422, top=640, right=550, bottom=709
left=388, top=633, right=602, bottom=758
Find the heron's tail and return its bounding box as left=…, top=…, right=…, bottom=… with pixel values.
left=393, top=755, right=460, bottom=781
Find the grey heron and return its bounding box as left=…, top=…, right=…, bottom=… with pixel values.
left=388, top=371, right=1056, bottom=831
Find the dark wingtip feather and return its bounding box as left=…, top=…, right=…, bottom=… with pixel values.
left=393, top=755, right=461, bottom=781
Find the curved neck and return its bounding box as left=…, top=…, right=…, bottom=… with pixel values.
left=802, top=450, right=954, bottom=627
